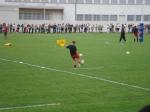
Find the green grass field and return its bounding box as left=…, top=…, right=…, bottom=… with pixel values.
left=0, top=32, right=150, bottom=112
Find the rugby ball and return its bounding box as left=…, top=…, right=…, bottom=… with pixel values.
left=81, top=59, right=85, bottom=64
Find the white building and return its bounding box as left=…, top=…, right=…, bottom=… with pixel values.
left=0, top=0, right=150, bottom=25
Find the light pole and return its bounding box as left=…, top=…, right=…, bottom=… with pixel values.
left=141, top=1, right=144, bottom=23
left=43, top=3, right=46, bottom=23
left=44, top=7, right=46, bottom=21
left=75, top=0, right=77, bottom=21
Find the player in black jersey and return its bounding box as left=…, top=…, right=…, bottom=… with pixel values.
left=66, top=41, right=81, bottom=68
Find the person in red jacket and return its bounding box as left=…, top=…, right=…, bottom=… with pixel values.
left=2, top=23, right=8, bottom=39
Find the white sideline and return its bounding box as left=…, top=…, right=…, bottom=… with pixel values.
left=0, top=58, right=150, bottom=92
left=76, top=66, right=104, bottom=70
left=0, top=103, right=60, bottom=111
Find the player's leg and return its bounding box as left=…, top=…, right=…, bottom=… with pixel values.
left=73, top=60, right=77, bottom=68
left=123, top=35, right=126, bottom=42
left=76, top=58, right=81, bottom=67
left=71, top=55, right=77, bottom=68
left=74, top=58, right=80, bottom=67
left=135, top=33, right=138, bottom=42
left=134, top=36, right=136, bottom=42
left=119, top=36, right=122, bottom=42
left=133, top=34, right=136, bottom=42
left=76, top=52, right=81, bottom=66
left=72, top=57, right=77, bottom=68
left=4, top=32, right=7, bottom=40
left=137, top=36, right=138, bottom=42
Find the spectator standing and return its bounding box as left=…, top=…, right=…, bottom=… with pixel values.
left=2, top=23, right=8, bottom=39
left=132, top=26, right=139, bottom=42
left=119, top=24, right=126, bottom=42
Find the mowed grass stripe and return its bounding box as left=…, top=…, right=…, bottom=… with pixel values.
left=0, top=57, right=150, bottom=92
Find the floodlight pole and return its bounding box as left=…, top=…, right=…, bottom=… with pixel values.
left=141, top=2, right=144, bottom=23
left=43, top=3, right=46, bottom=23
left=44, top=7, right=46, bottom=21
left=75, top=0, right=77, bottom=21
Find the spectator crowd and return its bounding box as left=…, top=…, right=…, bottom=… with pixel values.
left=0, top=23, right=150, bottom=34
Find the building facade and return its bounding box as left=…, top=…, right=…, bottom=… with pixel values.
left=0, top=0, right=150, bottom=25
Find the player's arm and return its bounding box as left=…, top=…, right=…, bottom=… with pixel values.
left=65, top=44, right=70, bottom=48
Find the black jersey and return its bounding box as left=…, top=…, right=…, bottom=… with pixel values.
left=66, top=44, right=77, bottom=55
left=121, top=27, right=125, bottom=35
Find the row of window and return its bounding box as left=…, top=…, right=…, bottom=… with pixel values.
left=19, top=13, right=150, bottom=21
left=5, top=0, right=150, bottom=5
left=19, top=13, right=63, bottom=20
left=77, top=15, right=117, bottom=21
left=19, top=13, right=49, bottom=20
left=76, top=14, right=150, bottom=21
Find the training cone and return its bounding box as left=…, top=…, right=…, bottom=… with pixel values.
left=4, top=43, right=12, bottom=47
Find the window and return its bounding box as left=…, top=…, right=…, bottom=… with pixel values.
left=77, top=0, right=84, bottom=4
left=59, top=0, right=66, bottom=3
left=38, top=14, right=44, bottom=20
left=85, top=0, right=93, bottom=4
left=68, top=0, right=76, bottom=4
left=135, top=15, right=141, bottom=21
left=42, top=0, right=49, bottom=3
left=5, top=0, right=13, bottom=2
left=19, top=8, right=55, bottom=20
left=25, top=13, right=31, bottom=20
left=32, top=0, right=41, bottom=3
left=77, top=14, right=84, bottom=21
left=14, top=0, right=22, bottom=2
left=111, top=0, right=118, bottom=4
left=102, top=0, right=109, bottom=4
left=144, top=15, right=150, bottom=21
left=102, top=15, right=109, bottom=21
left=85, top=14, right=92, bottom=21
left=127, top=15, right=135, bottom=21
left=45, top=14, right=50, bottom=20
left=93, top=15, right=101, bottom=21
left=136, top=0, right=143, bottom=4
left=50, top=0, right=57, bottom=3
left=128, top=0, right=134, bottom=5
left=20, top=13, right=46, bottom=20
left=119, top=0, right=126, bottom=4
left=23, top=0, right=31, bottom=2
left=36, top=14, right=41, bottom=20
left=94, top=0, right=101, bottom=4
left=19, top=13, right=24, bottom=19
left=110, top=15, right=117, bottom=21
left=145, top=0, right=150, bottom=4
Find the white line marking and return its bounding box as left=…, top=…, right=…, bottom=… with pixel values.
left=0, top=58, right=150, bottom=92
left=76, top=66, right=104, bottom=70
left=0, top=103, right=60, bottom=111
left=41, top=66, right=45, bottom=69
